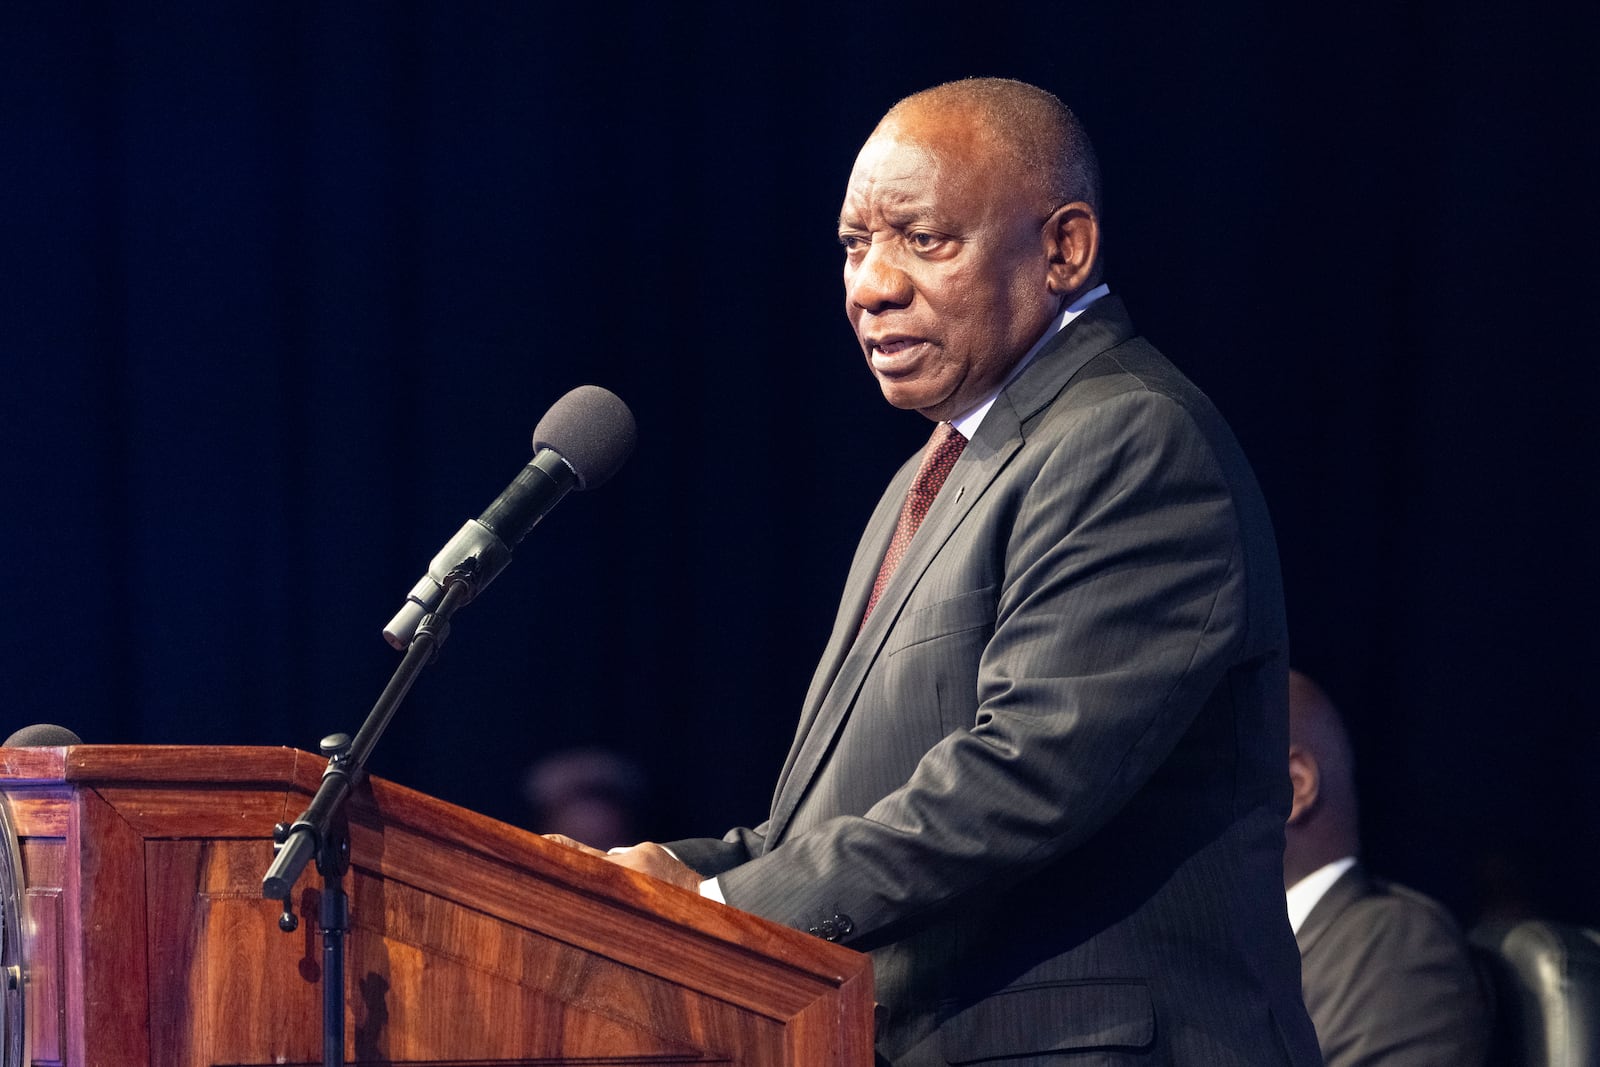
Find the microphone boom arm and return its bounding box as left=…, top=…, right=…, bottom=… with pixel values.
left=259, top=385, right=633, bottom=1067
left=261, top=557, right=479, bottom=1067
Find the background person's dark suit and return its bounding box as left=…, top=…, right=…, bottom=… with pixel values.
left=669, top=297, right=1320, bottom=1065
left=1298, top=861, right=1492, bottom=1067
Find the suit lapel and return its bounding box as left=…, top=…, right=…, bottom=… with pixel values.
left=1296, top=863, right=1371, bottom=957
left=766, top=297, right=1139, bottom=846
left=855, top=402, right=1023, bottom=652
left=765, top=425, right=1022, bottom=844
left=769, top=458, right=916, bottom=806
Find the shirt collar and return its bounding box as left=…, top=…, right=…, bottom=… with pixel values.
left=1285, top=855, right=1358, bottom=934
left=950, top=283, right=1111, bottom=440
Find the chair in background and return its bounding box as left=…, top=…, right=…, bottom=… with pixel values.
left=1471, top=919, right=1600, bottom=1067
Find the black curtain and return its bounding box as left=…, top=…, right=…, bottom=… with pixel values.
left=3, top=1, right=1596, bottom=926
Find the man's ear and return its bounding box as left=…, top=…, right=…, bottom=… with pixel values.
left=1042, top=201, right=1100, bottom=297
left=1287, top=745, right=1320, bottom=825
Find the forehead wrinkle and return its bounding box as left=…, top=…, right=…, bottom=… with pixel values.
left=841, top=177, right=942, bottom=230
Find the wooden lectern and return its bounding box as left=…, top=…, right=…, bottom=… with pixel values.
left=0, top=745, right=873, bottom=1066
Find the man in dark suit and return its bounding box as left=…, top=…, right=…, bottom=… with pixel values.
left=555, top=77, right=1320, bottom=1065
left=1286, top=669, right=1492, bottom=1066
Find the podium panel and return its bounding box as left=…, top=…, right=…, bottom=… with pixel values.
left=0, top=746, right=873, bottom=1067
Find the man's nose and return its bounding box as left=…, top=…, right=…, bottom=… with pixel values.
left=847, top=243, right=913, bottom=313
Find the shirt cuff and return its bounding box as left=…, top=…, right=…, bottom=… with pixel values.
left=652, top=845, right=721, bottom=902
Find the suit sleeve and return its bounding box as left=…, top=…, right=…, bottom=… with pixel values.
left=714, top=388, right=1258, bottom=943
left=662, top=822, right=769, bottom=877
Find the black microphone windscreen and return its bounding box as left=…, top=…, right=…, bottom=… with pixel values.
left=532, top=385, right=637, bottom=490
left=4, top=723, right=83, bottom=747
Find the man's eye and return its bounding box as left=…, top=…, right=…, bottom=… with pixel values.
left=839, top=234, right=864, bottom=252
left=909, top=232, right=942, bottom=250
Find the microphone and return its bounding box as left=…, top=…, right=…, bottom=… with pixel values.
left=4, top=723, right=83, bottom=747
left=382, top=385, right=636, bottom=649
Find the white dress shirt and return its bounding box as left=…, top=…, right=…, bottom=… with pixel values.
left=1285, top=855, right=1358, bottom=934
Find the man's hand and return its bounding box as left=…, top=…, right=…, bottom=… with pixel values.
left=543, top=836, right=703, bottom=893
left=602, top=842, right=704, bottom=892
left=541, top=834, right=610, bottom=859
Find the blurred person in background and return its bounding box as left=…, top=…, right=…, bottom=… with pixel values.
left=1286, top=669, right=1492, bottom=1066
left=525, top=746, right=649, bottom=853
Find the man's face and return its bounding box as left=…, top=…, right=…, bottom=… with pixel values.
left=838, top=112, right=1061, bottom=422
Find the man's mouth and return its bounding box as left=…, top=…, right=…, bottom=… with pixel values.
left=868, top=337, right=930, bottom=374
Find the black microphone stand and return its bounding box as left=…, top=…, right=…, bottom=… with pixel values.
left=261, top=557, right=481, bottom=1067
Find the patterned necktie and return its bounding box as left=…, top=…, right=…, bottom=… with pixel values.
left=861, top=421, right=967, bottom=625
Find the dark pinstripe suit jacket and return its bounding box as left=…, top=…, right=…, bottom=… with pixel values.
left=669, top=297, right=1322, bottom=1065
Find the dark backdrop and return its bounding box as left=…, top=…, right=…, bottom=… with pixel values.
left=3, top=2, right=1596, bottom=929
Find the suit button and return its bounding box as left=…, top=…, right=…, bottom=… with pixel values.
left=809, top=914, right=854, bottom=942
